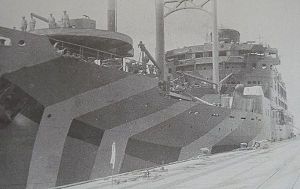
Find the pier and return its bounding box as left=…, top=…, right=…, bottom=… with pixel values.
left=53, top=137, right=300, bottom=189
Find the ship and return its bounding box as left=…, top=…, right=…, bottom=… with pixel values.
left=0, top=3, right=294, bottom=189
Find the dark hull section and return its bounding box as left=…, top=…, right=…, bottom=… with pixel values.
left=211, top=145, right=240, bottom=154
left=0, top=79, right=44, bottom=189
left=0, top=118, right=39, bottom=189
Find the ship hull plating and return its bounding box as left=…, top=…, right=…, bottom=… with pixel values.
left=0, top=54, right=201, bottom=187
left=0, top=55, right=262, bottom=188
left=0, top=26, right=287, bottom=189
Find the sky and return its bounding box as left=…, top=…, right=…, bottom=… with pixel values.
left=0, top=0, right=300, bottom=129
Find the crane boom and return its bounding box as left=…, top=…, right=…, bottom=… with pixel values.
left=138, top=41, right=161, bottom=72
left=30, top=13, right=49, bottom=23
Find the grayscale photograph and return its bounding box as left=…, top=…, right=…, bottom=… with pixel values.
left=0, top=0, right=300, bottom=188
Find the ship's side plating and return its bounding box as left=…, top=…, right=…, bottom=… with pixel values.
left=0, top=27, right=240, bottom=189
left=0, top=26, right=294, bottom=189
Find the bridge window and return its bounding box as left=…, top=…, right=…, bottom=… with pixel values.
left=186, top=53, right=193, bottom=59
left=239, top=50, right=250, bottom=55
left=177, top=54, right=185, bottom=60
left=195, top=52, right=204, bottom=58
left=205, top=51, right=212, bottom=57
left=219, top=51, right=227, bottom=56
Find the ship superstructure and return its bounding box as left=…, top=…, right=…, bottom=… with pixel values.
left=166, top=29, right=294, bottom=150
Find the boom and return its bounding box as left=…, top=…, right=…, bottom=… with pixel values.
left=138, top=41, right=161, bottom=72
left=30, top=13, right=49, bottom=23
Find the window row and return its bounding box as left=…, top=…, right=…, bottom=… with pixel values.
left=171, top=49, right=269, bottom=61
left=247, top=81, right=262, bottom=85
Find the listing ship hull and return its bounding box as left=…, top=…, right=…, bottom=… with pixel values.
left=0, top=27, right=258, bottom=189
left=1, top=25, right=293, bottom=188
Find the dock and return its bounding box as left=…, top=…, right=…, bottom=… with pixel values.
left=53, top=137, right=300, bottom=189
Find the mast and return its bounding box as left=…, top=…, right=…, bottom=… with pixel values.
left=155, top=0, right=167, bottom=82
left=212, top=0, right=219, bottom=90
left=107, top=0, right=116, bottom=32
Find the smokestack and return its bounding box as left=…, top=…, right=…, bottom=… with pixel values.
left=107, top=0, right=116, bottom=32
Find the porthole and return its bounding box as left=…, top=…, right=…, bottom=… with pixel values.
left=18, top=40, right=26, bottom=46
